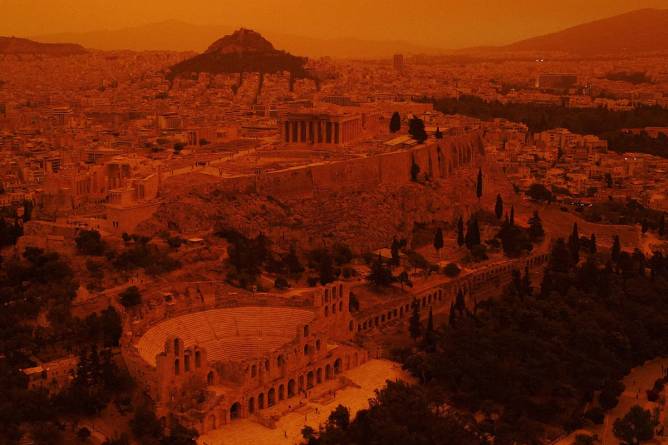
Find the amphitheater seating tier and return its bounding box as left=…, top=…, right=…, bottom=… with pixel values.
left=136, top=307, right=314, bottom=366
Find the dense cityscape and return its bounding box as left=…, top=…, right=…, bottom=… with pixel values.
left=1, top=3, right=668, bottom=445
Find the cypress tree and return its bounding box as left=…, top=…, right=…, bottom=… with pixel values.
left=455, top=289, right=465, bottom=314
left=476, top=169, right=483, bottom=200
left=510, top=206, right=515, bottom=226
left=448, top=302, right=456, bottom=326
left=423, top=307, right=435, bottom=351
left=611, top=235, right=622, bottom=263
left=409, top=301, right=421, bottom=340
left=494, top=194, right=504, bottom=219
left=433, top=228, right=444, bottom=257
left=522, top=266, right=532, bottom=297
left=590, top=233, right=597, bottom=254
left=389, top=112, right=401, bottom=133
left=465, top=218, right=480, bottom=250
left=457, top=216, right=465, bottom=247
left=528, top=211, right=544, bottom=242
left=568, top=223, right=580, bottom=264
left=390, top=237, right=400, bottom=266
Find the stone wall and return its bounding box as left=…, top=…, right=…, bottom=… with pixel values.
left=178, top=132, right=483, bottom=200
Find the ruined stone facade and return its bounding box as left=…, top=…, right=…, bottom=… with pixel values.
left=122, top=281, right=368, bottom=433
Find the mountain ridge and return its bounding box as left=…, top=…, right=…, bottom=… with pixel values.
left=0, top=36, right=86, bottom=55
left=33, top=20, right=445, bottom=58
left=473, top=8, right=668, bottom=55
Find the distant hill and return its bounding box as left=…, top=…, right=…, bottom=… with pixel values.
left=167, top=28, right=309, bottom=83
left=34, top=20, right=443, bottom=58
left=501, top=8, right=668, bottom=55
left=0, top=36, right=86, bottom=55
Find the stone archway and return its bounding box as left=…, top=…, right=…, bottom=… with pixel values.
left=268, top=388, right=276, bottom=406
left=325, top=364, right=332, bottom=380
left=288, top=379, right=296, bottom=398
left=207, top=414, right=216, bottom=431
left=307, top=371, right=314, bottom=389
left=248, top=397, right=255, bottom=415
left=316, top=368, right=323, bottom=384
left=258, top=393, right=265, bottom=409
left=230, top=402, right=242, bottom=420
left=334, top=358, right=342, bottom=374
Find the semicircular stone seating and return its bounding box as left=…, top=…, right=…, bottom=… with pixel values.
left=137, top=306, right=315, bottom=366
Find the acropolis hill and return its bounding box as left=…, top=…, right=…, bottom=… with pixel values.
left=139, top=130, right=484, bottom=252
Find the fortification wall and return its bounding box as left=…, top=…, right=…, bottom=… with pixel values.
left=256, top=167, right=314, bottom=198
left=311, top=155, right=381, bottom=193
left=377, top=150, right=412, bottom=185
left=254, top=132, right=482, bottom=198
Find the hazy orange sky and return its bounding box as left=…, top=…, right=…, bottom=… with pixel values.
left=1, top=0, right=667, bottom=47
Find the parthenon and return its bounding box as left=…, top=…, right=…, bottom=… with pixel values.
left=280, top=112, right=364, bottom=146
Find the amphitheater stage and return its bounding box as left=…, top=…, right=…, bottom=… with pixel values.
left=136, top=306, right=315, bottom=365
left=197, top=359, right=414, bottom=445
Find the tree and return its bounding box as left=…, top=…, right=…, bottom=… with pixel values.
left=457, top=217, right=465, bottom=247
left=332, top=242, right=353, bottom=266
left=409, top=301, right=421, bottom=340
left=408, top=116, right=427, bottom=143
left=590, top=233, right=597, bottom=254
left=76, top=229, right=106, bottom=255
left=77, top=427, right=92, bottom=442
left=510, top=206, right=515, bottom=226
left=284, top=243, right=304, bottom=276
left=574, top=434, right=595, bottom=445
left=528, top=211, right=544, bottom=242
left=367, top=255, right=394, bottom=287
left=119, top=286, right=142, bottom=308
left=465, top=218, right=480, bottom=250
left=548, top=238, right=571, bottom=273
left=389, top=112, right=401, bottom=133
left=410, top=158, right=420, bottom=182
left=613, top=405, right=657, bottom=445
left=0, top=217, right=22, bottom=247
left=476, top=169, right=483, bottom=200
left=612, top=235, right=622, bottom=263
left=274, top=276, right=289, bottom=289
left=23, top=200, right=33, bottom=222
left=423, top=307, right=436, bottom=351
left=527, top=183, right=553, bottom=202
left=31, top=423, right=63, bottom=445
left=568, top=223, right=580, bottom=264
left=659, top=214, right=665, bottom=237
left=434, top=127, right=443, bottom=139
left=397, top=270, right=412, bottom=289
left=494, top=194, right=504, bottom=219
left=130, top=404, right=163, bottom=440
left=433, top=228, right=444, bottom=257
left=605, top=172, right=613, bottom=188
left=455, top=289, right=465, bottom=314
left=327, top=405, right=350, bottom=431
left=443, top=262, right=460, bottom=277
left=390, top=237, right=400, bottom=266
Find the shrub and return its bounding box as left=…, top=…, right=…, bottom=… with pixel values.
left=119, top=286, right=142, bottom=308
left=274, top=276, right=289, bottom=289
left=443, top=263, right=461, bottom=277
left=584, top=407, right=605, bottom=425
